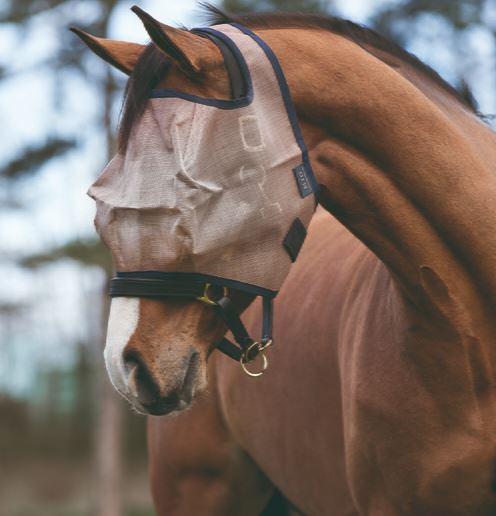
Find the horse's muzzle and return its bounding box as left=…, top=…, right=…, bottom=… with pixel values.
left=124, top=348, right=201, bottom=416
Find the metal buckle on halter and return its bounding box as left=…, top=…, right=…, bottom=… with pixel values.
left=240, top=339, right=272, bottom=377
left=196, top=283, right=228, bottom=306
left=197, top=283, right=273, bottom=378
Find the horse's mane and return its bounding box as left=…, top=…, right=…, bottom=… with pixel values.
left=118, top=5, right=477, bottom=151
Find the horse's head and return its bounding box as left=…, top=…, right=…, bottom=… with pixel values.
left=74, top=11, right=233, bottom=416
left=73, top=8, right=317, bottom=415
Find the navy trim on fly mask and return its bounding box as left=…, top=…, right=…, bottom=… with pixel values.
left=230, top=23, right=319, bottom=197
left=150, top=27, right=253, bottom=109
left=202, top=30, right=246, bottom=99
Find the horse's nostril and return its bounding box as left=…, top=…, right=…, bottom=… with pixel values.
left=126, top=363, right=140, bottom=399
left=121, top=348, right=200, bottom=415
left=123, top=353, right=160, bottom=406
left=180, top=350, right=200, bottom=403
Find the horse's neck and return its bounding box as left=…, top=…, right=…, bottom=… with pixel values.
left=264, top=28, right=496, bottom=341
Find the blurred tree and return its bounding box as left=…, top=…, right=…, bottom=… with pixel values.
left=0, top=0, right=123, bottom=194
left=1, top=1, right=125, bottom=515
left=372, top=0, right=487, bottom=37
left=221, top=0, right=328, bottom=13
left=1, top=0, right=494, bottom=513
left=20, top=238, right=112, bottom=272
left=370, top=0, right=495, bottom=115
left=1, top=138, right=77, bottom=180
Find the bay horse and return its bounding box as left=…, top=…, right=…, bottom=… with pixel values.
left=73, top=6, right=496, bottom=515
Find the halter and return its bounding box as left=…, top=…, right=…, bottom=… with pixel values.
left=110, top=273, right=274, bottom=376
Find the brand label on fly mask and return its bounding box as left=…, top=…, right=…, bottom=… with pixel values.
left=293, top=163, right=315, bottom=198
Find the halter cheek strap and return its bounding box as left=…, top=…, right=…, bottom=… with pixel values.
left=109, top=275, right=274, bottom=377
left=214, top=295, right=273, bottom=368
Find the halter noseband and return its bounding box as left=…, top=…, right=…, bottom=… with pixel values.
left=110, top=274, right=274, bottom=377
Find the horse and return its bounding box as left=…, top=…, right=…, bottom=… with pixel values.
left=73, top=6, right=496, bottom=515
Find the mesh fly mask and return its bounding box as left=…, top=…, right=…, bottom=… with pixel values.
left=89, top=24, right=318, bottom=376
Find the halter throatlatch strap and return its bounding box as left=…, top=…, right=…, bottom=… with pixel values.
left=109, top=275, right=273, bottom=376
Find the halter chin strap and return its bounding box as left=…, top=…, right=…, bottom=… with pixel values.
left=109, top=275, right=273, bottom=377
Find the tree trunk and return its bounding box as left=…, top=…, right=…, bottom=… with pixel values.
left=95, top=369, right=123, bottom=516
left=95, top=59, right=122, bottom=516
left=94, top=274, right=123, bottom=516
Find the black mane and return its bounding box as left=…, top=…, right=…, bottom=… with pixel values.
left=118, top=4, right=476, bottom=151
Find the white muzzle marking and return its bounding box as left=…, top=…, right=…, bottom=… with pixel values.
left=104, top=297, right=139, bottom=398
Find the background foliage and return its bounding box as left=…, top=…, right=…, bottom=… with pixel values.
left=0, top=0, right=494, bottom=514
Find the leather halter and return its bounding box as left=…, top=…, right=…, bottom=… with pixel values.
left=110, top=274, right=274, bottom=375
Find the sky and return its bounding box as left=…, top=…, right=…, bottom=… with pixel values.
left=0, top=0, right=494, bottom=396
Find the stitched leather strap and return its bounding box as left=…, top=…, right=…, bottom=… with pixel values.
left=262, top=296, right=273, bottom=343
left=110, top=276, right=205, bottom=298
left=213, top=295, right=273, bottom=361
left=109, top=275, right=273, bottom=363
left=215, top=297, right=253, bottom=349
left=216, top=337, right=243, bottom=361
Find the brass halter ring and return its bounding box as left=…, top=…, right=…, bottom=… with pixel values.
left=196, top=283, right=228, bottom=306
left=240, top=340, right=272, bottom=377
left=197, top=284, right=272, bottom=377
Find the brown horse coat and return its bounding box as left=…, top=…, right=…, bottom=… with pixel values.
left=74, top=9, right=496, bottom=515
left=149, top=210, right=358, bottom=515
left=147, top=24, right=496, bottom=512
left=149, top=206, right=496, bottom=515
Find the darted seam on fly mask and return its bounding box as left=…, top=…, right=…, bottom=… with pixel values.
left=88, top=24, right=318, bottom=369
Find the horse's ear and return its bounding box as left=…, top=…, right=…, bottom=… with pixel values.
left=70, top=27, right=145, bottom=75
left=131, top=5, right=215, bottom=77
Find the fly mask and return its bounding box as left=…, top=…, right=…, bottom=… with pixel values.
left=89, top=24, right=318, bottom=376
